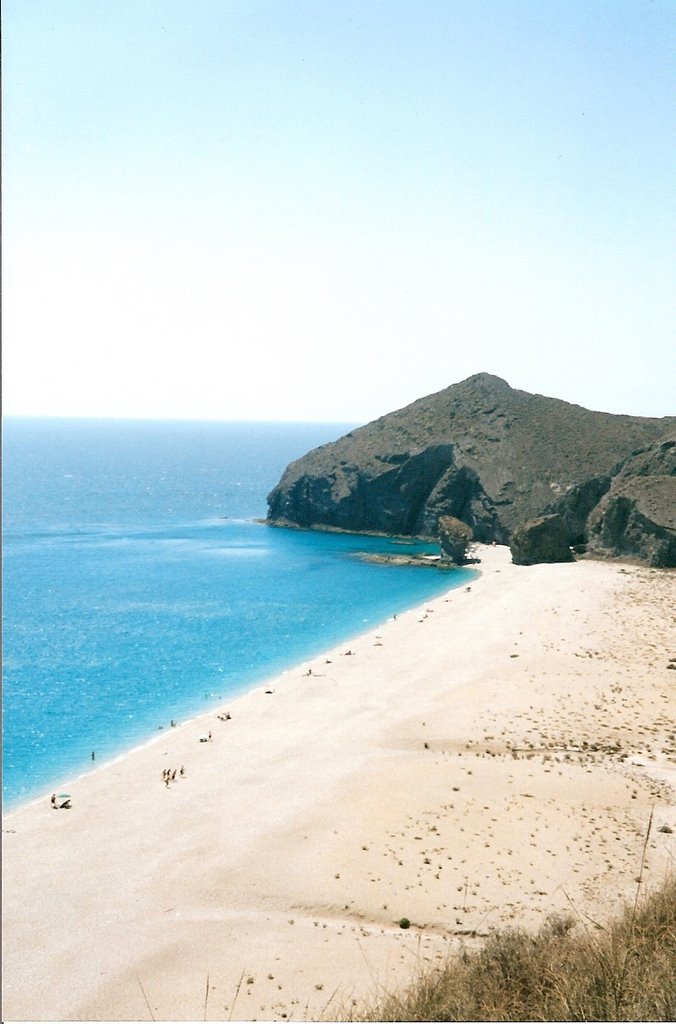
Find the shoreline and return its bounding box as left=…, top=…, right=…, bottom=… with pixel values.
left=3, top=545, right=675, bottom=1022
left=3, top=560, right=477, bottom=817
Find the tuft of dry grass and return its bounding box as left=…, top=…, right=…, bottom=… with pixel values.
left=354, top=875, right=676, bottom=1022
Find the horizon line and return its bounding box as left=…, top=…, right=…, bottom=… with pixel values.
left=2, top=412, right=361, bottom=426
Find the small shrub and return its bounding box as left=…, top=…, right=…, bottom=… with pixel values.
left=399, top=917, right=410, bottom=929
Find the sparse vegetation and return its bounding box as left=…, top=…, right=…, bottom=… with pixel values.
left=356, top=875, right=676, bottom=1021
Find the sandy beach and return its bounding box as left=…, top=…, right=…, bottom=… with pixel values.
left=3, top=544, right=675, bottom=1023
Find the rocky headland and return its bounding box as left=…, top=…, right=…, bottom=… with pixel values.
left=267, top=373, right=676, bottom=566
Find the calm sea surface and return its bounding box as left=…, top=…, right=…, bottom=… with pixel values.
left=2, top=418, right=474, bottom=808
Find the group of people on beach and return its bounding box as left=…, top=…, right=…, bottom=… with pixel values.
left=161, top=766, right=184, bottom=787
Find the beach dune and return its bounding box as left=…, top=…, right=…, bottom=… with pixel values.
left=3, top=545, right=675, bottom=1022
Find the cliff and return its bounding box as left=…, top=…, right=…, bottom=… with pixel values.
left=267, top=374, right=675, bottom=561
left=585, top=434, right=676, bottom=567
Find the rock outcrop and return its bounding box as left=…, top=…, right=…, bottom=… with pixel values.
left=437, top=515, right=473, bottom=564
left=585, top=437, right=676, bottom=567
left=267, top=374, right=675, bottom=564
left=510, top=514, right=574, bottom=566
left=546, top=473, right=613, bottom=546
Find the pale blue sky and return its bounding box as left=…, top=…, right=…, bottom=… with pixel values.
left=3, top=1, right=674, bottom=422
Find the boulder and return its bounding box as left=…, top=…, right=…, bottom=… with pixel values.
left=437, top=515, right=473, bottom=564
left=510, top=514, right=574, bottom=566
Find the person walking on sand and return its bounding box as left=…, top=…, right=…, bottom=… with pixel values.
left=51, top=793, right=56, bottom=808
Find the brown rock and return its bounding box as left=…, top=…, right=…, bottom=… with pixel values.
left=437, top=515, right=473, bottom=564
left=510, top=514, right=574, bottom=566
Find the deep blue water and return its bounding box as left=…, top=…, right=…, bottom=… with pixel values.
left=2, top=418, right=474, bottom=808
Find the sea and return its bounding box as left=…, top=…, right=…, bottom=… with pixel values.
left=2, top=418, right=475, bottom=810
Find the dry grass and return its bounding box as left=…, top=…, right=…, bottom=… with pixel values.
left=355, top=875, right=676, bottom=1022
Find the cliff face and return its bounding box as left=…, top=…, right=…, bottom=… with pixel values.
left=586, top=436, right=676, bottom=567
left=267, top=374, right=675, bottom=551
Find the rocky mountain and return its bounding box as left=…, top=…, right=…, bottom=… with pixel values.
left=267, top=374, right=675, bottom=564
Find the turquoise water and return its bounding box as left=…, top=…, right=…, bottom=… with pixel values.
left=2, top=419, right=474, bottom=808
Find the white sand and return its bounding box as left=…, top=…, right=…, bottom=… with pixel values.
left=3, top=545, right=675, bottom=1022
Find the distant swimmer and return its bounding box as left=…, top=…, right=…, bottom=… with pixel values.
left=91, top=751, right=95, bottom=761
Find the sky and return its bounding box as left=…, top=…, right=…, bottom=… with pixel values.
left=3, top=0, right=674, bottom=423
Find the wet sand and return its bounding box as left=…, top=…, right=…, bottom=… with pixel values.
left=3, top=545, right=675, bottom=1022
